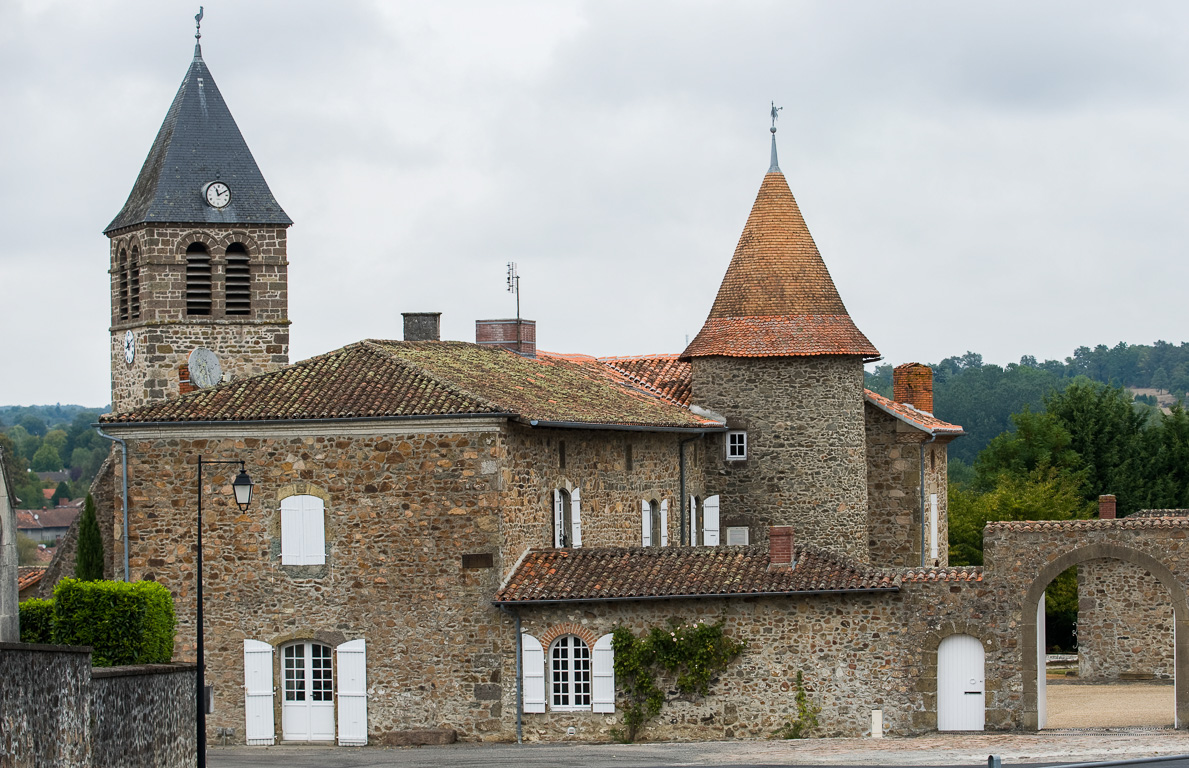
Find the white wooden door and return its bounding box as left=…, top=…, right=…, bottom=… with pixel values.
left=336, top=639, right=368, bottom=745
left=282, top=642, right=335, bottom=741
left=243, top=640, right=275, bottom=745
left=938, top=634, right=985, bottom=731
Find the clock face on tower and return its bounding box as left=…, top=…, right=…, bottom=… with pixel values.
left=203, top=181, right=231, bottom=209
left=123, top=330, right=135, bottom=364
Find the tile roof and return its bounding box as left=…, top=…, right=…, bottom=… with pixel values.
left=494, top=545, right=899, bottom=603
left=18, top=566, right=46, bottom=593
left=987, top=517, right=1189, bottom=532
left=682, top=171, right=879, bottom=361
left=105, top=46, right=291, bottom=234
left=1132, top=509, right=1189, bottom=518
left=864, top=390, right=965, bottom=436
left=899, top=566, right=983, bottom=583
left=101, top=341, right=719, bottom=430
left=15, top=510, right=40, bottom=530
left=596, top=355, right=691, bottom=406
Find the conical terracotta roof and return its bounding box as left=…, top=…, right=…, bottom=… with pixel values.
left=681, top=169, right=879, bottom=360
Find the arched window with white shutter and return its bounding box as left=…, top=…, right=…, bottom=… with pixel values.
left=552, top=488, right=581, bottom=548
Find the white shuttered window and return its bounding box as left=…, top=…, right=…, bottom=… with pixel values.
left=659, top=499, right=669, bottom=547
left=591, top=633, right=616, bottom=713
left=243, top=640, right=276, bottom=745
left=281, top=495, right=326, bottom=565
left=336, top=639, right=368, bottom=746
left=640, top=500, right=651, bottom=546
left=570, top=488, right=582, bottom=548
left=703, top=495, right=720, bottom=546
left=522, top=634, right=546, bottom=712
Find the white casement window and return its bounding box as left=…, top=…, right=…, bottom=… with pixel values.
left=641, top=499, right=666, bottom=546
left=552, top=488, right=582, bottom=548
left=281, top=642, right=335, bottom=741
left=703, top=495, right=721, bottom=545
left=280, top=495, right=326, bottom=565
left=550, top=635, right=592, bottom=710
left=726, top=526, right=750, bottom=545
left=726, top=431, right=747, bottom=460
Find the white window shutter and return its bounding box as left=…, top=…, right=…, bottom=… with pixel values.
left=689, top=495, right=697, bottom=546
left=659, top=499, right=669, bottom=547
left=591, top=633, right=616, bottom=713
left=522, top=634, right=546, bottom=713
left=304, top=496, right=326, bottom=565
left=553, top=490, right=564, bottom=548
left=640, top=500, right=651, bottom=547
left=280, top=497, right=301, bottom=565
left=570, top=488, right=582, bottom=548
left=336, top=639, right=368, bottom=746
left=703, top=495, right=720, bottom=546
left=243, top=640, right=275, bottom=745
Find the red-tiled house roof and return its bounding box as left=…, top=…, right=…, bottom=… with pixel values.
left=18, top=566, right=46, bottom=594
left=596, top=354, right=691, bottom=406
left=864, top=390, right=964, bottom=437
left=682, top=170, right=879, bottom=361
left=101, top=341, right=721, bottom=430
left=494, top=544, right=899, bottom=603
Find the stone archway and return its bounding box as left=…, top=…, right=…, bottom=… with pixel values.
left=1019, top=543, right=1189, bottom=729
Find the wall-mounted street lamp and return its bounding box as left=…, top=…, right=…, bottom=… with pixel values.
left=195, top=457, right=253, bottom=768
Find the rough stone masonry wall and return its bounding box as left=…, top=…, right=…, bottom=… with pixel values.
left=115, top=423, right=510, bottom=745
left=91, top=664, right=197, bottom=768
left=865, top=406, right=950, bottom=568
left=690, top=355, right=869, bottom=561
left=499, top=426, right=710, bottom=577
left=38, top=454, right=119, bottom=598
left=1077, top=558, right=1175, bottom=680
left=0, top=642, right=92, bottom=767
left=108, top=226, right=288, bottom=413
left=511, top=575, right=998, bottom=742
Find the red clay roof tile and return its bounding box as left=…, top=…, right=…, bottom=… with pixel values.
left=864, top=390, right=964, bottom=436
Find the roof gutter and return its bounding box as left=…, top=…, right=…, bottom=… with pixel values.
left=516, top=418, right=726, bottom=434
left=95, top=412, right=518, bottom=431
left=491, top=585, right=900, bottom=606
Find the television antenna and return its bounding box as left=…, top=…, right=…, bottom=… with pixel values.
left=506, top=262, right=523, bottom=351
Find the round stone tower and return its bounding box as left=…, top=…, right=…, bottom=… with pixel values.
left=681, top=129, right=879, bottom=562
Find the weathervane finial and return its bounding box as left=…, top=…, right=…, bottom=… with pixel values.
left=768, top=101, right=783, bottom=173
left=195, top=6, right=204, bottom=40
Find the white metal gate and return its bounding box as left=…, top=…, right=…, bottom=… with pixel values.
left=938, top=634, right=985, bottom=731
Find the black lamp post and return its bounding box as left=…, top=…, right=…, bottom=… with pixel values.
left=196, top=457, right=253, bottom=768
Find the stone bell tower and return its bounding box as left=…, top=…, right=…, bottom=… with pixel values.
left=104, top=22, right=291, bottom=413
left=681, top=116, right=880, bottom=562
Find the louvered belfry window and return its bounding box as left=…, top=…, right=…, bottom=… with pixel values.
left=117, top=247, right=129, bottom=321
left=185, top=243, right=212, bottom=316
left=225, top=243, right=251, bottom=316
left=129, top=245, right=141, bottom=320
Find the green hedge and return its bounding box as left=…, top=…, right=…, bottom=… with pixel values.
left=26, top=579, right=177, bottom=667
left=18, top=598, right=55, bottom=644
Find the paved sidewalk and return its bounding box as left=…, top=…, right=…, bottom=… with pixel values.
left=210, top=729, right=1189, bottom=768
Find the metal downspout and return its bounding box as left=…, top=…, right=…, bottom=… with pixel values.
left=497, top=603, right=523, bottom=744
left=94, top=426, right=129, bottom=582
left=678, top=434, right=703, bottom=546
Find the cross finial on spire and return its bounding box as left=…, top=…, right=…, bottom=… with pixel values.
left=193, top=7, right=204, bottom=59
left=769, top=101, right=783, bottom=173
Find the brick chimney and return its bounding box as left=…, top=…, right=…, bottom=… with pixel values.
left=476, top=318, right=536, bottom=358
left=403, top=312, right=441, bottom=342
left=769, top=526, right=795, bottom=567
left=1099, top=494, right=1117, bottom=520
left=893, top=363, right=933, bottom=414
left=178, top=364, right=196, bottom=395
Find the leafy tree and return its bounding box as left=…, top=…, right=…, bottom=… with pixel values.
left=16, top=531, right=40, bottom=565
left=972, top=409, right=1083, bottom=491
left=75, top=494, right=104, bottom=581
left=50, top=481, right=71, bottom=505
left=30, top=442, right=62, bottom=472
left=17, top=414, right=46, bottom=437
left=1152, top=367, right=1169, bottom=394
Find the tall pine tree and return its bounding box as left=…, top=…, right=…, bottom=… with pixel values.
left=75, top=493, right=103, bottom=581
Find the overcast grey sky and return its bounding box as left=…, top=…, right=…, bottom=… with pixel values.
left=3, top=0, right=1188, bottom=407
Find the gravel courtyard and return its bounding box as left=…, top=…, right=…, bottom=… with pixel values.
left=1045, top=682, right=1175, bottom=729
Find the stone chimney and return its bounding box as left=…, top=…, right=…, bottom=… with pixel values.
left=893, top=363, right=933, bottom=413
left=1099, top=494, right=1117, bottom=520
left=403, top=312, right=441, bottom=342
left=769, top=526, right=795, bottom=567
left=476, top=318, right=536, bottom=358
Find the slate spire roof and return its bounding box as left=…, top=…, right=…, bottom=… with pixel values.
left=681, top=136, right=879, bottom=361
left=104, top=41, right=291, bottom=234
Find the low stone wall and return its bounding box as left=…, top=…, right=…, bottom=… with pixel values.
left=0, top=642, right=92, bottom=768
left=92, top=664, right=196, bottom=768
left=0, top=643, right=195, bottom=768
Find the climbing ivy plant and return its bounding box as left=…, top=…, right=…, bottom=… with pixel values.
left=772, top=670, right=821, bottom=739
left=610, top=621, right=744, bottom=743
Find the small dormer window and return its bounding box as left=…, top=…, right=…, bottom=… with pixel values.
left=726, top=431, right=747, bottom=460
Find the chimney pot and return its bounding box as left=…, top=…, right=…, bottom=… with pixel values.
left=403, top=312, right=442, bottom=342
left=893, top=363, right=934, bottom=414
left=769, top=526, right=795, bottom=567
left=1099, top=494, right=1117, bottom=520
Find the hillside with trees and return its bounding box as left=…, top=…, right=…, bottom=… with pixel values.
left=0, top=404, right=111, bottom=509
